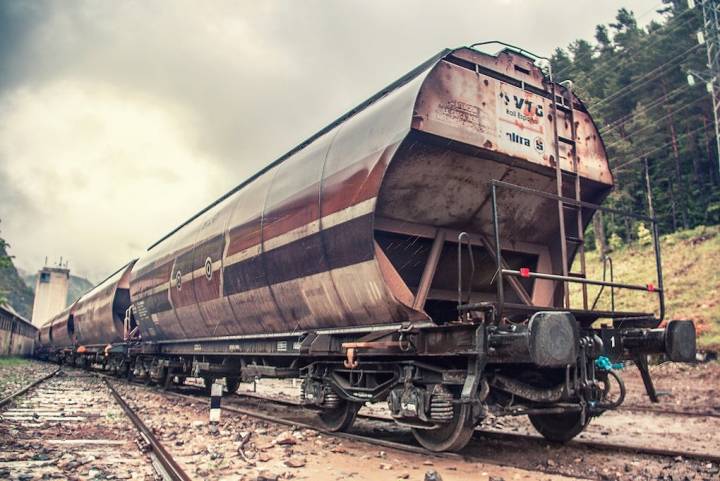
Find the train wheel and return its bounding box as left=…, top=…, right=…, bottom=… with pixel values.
left=411, top=403, right=475, bottom=452
left=528, top=411, right=589, bottom=443
left=225, top=377, right=240, bottom=394
left=317, top=399, right=361, bottom=432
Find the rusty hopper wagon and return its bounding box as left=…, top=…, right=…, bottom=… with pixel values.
left=37, top=44, right=696, bottom=452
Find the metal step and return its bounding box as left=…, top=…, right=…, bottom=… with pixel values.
left=565, top=235, right=584, bottom=244
left=562, top=202, right=581, bottom=210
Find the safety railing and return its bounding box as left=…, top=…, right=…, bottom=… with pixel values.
left=479, top=179, right=665, bottom=322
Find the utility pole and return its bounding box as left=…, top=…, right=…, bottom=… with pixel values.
left=692, top=0, right=720, bottom=173
left=644, top=158, right=656, bottom=219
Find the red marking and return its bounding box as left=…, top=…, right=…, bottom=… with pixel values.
left=647, top=283, right=655, bottom=292
left=520, top=267, right=531, bottom=278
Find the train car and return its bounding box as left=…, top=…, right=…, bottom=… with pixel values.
left=0, top=304, right=37, bottom=357
left=70, top=261, right=136, bottom=367
left=35, top=261, right=137, bottom=367
left=38, top=303, right=78, bottom=363
left=38, top=44, right=696, bottom=452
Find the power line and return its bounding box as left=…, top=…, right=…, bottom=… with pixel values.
left=700, top=0, right=720, bottom=174
left=591, top=43, right=703, bottom=110
left=603, top=97, right=707, bottom=148
left=600, top=83, right=691, bottom=133
left=554, top=7, right=699, bottom=81
left=612, top=124, right=707, bottom=173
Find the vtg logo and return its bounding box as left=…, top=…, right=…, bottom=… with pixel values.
left=499, top=92, right=544, bottom=118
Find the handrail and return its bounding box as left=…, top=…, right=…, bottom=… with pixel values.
left=457, top=232, right=476, bottom=306
left=501, top=269, right=661, bottom=292
left=480, top=180, right=664, bottom=324
left=591, top=256, right=615, bottom=312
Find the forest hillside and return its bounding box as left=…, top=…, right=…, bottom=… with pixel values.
left=552, top=1, right=720, bottom=246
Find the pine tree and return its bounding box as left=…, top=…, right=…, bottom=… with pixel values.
left=0, top=220, right=12, bottom=306
left=551, top=3, right=719, bottom=238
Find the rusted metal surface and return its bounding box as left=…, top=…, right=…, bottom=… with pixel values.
left=0, top=305, right=37, bottom=356
left=72, top=261, right=136, bottom=346
left=127, top=46, right=614, bottom=342
left=130, top=63, right=434, bottom=341
left=44, top=303, right=78, bottom=349
left=414, top=48, right=612, bottom=185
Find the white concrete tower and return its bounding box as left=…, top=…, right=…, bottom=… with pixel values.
left=30, top=266, right=70, bottom=327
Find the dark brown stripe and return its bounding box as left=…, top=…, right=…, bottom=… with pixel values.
left=226, top=219, right=262, bottom=257
left=223, top=213, right=374, bottom=297
left=225, top=148, right=386, bottom=258
left=143, top=290, right=172, bottom=313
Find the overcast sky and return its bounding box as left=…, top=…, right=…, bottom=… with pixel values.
left=0, top=0, right=663, bottom=283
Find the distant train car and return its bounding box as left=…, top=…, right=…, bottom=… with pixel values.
left=0, top=304, right=37, bottom=357
left=38, top=303, right=77, bottom=362
left=70, top=261, right=136, bottom=367
left=37, top=44, right=696, bottom=452
left=36, top=262, right=136, bottom=366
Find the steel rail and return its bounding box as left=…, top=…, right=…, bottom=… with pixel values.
left=93, top=371, right=720, bottom=466
left=475, top=430, right=720, bottom=464
left=227, top=392, right=720, bottom=464
left=93, top=372, right=462, bottom=459
left=0, top=367, right=61, bottom=408
left=103, top=378, right=193, bottom=481
left=153, top=385, right=461, bottom=460
left=618, top=405, right=720, bottom=419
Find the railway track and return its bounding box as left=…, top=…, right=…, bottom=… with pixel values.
left=0, top=366, right=60, bottom=408
left=618, top=405, right=720, bottom=419
left=102, top=372, right=720, bottom=467
left=225, top=389, right=720, bottom=464
left=13, top=365, right=717, bottom=480
left=0, top=368, right=190, bottom=481
left=103, top=378, right=192, bottom=481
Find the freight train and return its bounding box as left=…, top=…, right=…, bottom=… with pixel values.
left=36, top=44, right=696, bottom=452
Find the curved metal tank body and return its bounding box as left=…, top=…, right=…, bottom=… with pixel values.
left=72, top=261, right=136, bottom=346
left=130, top=47, right=612, bottom=342
left=45, top=303, right=77, bottom=349
left=38, top=322, right=52, bottom=348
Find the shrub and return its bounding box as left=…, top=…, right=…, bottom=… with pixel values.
left=609, top=232, right=623, bottom=251
left=637, top=222, right=653, bottom=246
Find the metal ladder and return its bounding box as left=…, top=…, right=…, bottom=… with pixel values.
left=550, top=81, right=588, bottom=310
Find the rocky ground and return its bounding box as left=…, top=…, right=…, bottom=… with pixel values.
left=0, top=358, right=56, bottom=399
left=115, top=379, right=583, bottom=481
left=2, top=360, right=718, bottom=481
left=621, top=360, right=720, bottom=414
left=0, top=369, right=155, bottom=481
left=236, top=361, right=720, bottom=481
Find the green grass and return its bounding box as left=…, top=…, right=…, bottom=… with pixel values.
left=0, top=357, right=30, bottom=367
left=570, top=225, right=720, bottom=349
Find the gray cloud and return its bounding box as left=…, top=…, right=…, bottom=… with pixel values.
left=0, top=0, right=661, bottom=282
